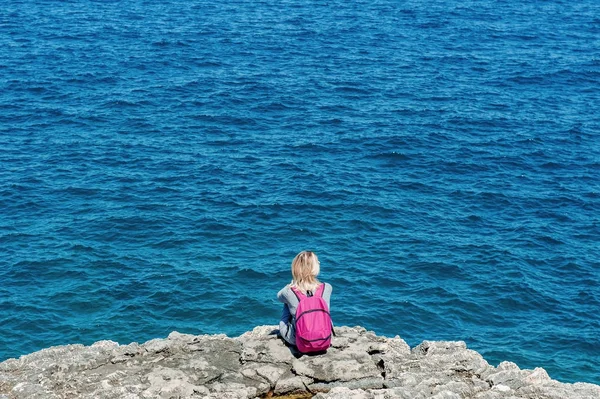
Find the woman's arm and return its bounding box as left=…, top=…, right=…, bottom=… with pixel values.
left=277, top=285, right=290, bottom=303
left=323, top=283, right=333, bottom=310
left=280, top=303, right=292, bottom=323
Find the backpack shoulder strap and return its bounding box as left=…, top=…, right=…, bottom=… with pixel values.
left=315, top=283, right=326, bottom=298
left=290, top=286, right=305, bottom=302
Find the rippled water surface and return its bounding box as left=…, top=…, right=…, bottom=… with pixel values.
left=1, top=0, right=599, bottom=385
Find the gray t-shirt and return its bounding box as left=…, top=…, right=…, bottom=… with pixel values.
left=277, top=282, right=333, bottom=318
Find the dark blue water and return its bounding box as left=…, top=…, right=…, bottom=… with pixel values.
left=1, top=0, right=599, bottom=385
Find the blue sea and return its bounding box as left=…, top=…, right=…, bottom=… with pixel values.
left=1, top=0, right=599, bottom=386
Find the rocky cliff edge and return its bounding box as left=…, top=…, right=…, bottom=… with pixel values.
left=0, top=326, right=598, bottom=399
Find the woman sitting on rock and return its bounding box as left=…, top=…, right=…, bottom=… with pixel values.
left=277, top=250, right=333, bottom=353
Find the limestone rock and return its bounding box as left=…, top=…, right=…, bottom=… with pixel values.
left=0, top=326, right=598, bottom=399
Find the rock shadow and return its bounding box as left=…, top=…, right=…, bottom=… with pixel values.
left=273, top=328, right=329, bottom=359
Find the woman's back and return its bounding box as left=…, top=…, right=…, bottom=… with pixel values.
left=277, top=251, right=333, bottom=351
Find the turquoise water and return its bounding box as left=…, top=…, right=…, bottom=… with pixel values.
left=1, top=0, right=599, bottom=385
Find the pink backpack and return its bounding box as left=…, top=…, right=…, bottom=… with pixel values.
left=291, top=283, right=333, bottom=353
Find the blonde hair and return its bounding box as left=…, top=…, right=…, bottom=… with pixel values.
left=290, top=251, right=321, bottom=294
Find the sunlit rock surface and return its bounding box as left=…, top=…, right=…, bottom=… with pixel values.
left=1, top=326, right=598, bottom=399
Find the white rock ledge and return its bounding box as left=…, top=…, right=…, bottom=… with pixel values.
left=0, top=326, right=598, bottom=399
